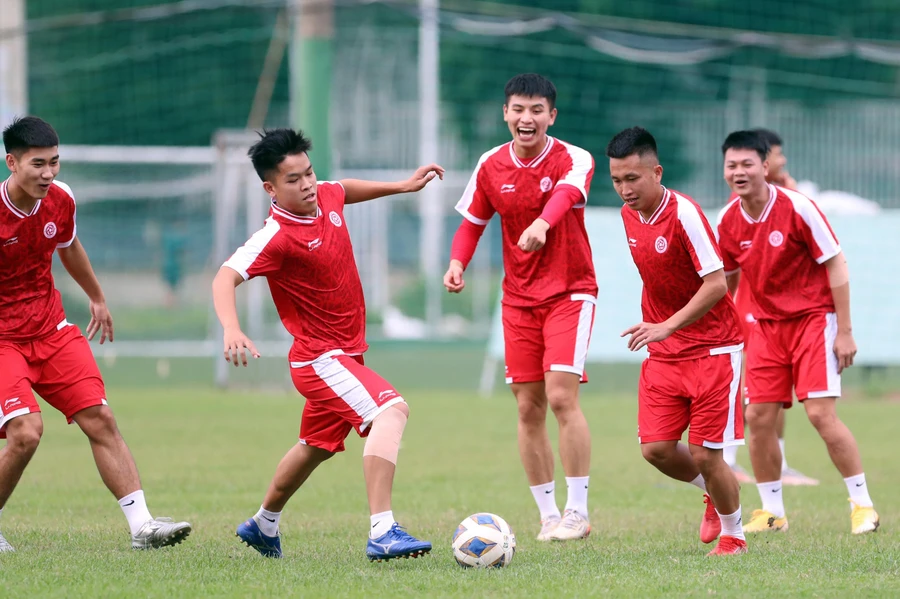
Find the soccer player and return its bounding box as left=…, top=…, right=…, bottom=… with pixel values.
left=213, top=128, right=442, bottom=561
left=717, top=130, right=879, bottom=535
left=0, top=116, right=192, bottom=552
left=608, top=127, right=747, bottom=556
left=724, top=128, right=819, bottom=487
left=443, top=73, right=596, bottom=542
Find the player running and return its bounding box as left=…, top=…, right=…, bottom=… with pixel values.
left=608, top=127, right=747, bottom=556
left=724, top=128, right=819, bottom=487
left=0, top=116, right=192, bottom=552
left=717, top=130, right=879, bottom=535
left=444, top=73, right=596, bottom=542
left=213, top=128, right=442, bottom=561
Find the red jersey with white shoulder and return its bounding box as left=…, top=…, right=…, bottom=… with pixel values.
left=716, top=184, right=838, bottom=321
left=223, top=182, right=368, bottom=363
left=0, top=178, right=77, bottom=341
left=455, top=137, right=598, bottom=307
left=622, top=187, right=743, bottom=361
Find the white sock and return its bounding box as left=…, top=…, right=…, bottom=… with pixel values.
left=757, top=480, right=785, bottom=518
left=723, top=444, right=738, bottom=467
left=564, top=476, right=590, bottom=519
left=119, top=490, right=153, bottom=536
left=779, top=438, right=788, bottom=471
left=688, top=474, right=707, bottom=493
left=253, top=506, right=282, bottom=537
left=529, top=482, right=561, bottom=521
left=717, top=507, right=746, bottom=541
left=844, top=473, right=874, bottom=508
left=369, top=510, right=395, bottom=539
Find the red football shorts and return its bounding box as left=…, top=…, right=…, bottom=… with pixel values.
left=290, top=350, right=405, bottom=453
left=502, top=294, right=596, bottom=385
left=638, top=351, right=744, bottom=448
left=746, top=311, right=840, bottom=407
left=0, top=323, right=107, bottom=438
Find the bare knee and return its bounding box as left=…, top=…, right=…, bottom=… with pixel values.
left=745, top=404, right=779, bottom=431
left=641, top=442, right=676, bottom=468
left=689, top=445, right=721, bottom=476
left=804, top=399, right=838, bottom=433
left=74, top=406, right=121, bottom=441
left=512, top=384, right=547, bottom=428
left=6, top=415, right=43, bottom=456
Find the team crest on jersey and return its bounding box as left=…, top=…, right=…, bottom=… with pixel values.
left=329, top=211, right=343, bottom=227
left=654, top=236, right=668, bottom=253
left=540, top=177, right=553, bottom=192
left=43, top=222, right=57, bottom=239
left=768, top=231, right=784, bottom=247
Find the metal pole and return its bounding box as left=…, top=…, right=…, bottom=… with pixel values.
left=418, top=0, right=442, bottom=335
left=0, top=0, right=28, bottom=122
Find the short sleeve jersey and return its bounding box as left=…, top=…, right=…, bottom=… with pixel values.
left=716, top=184, right=839, bottom=321
left=622, top=187, right=743, bottom=361
left=223, top=182, right=368, bottom=363
left=455, top=137, right=598, bottom=307
left=0, top=178, right=77, bottom=341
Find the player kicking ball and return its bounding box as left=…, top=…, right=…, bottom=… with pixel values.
left=717, top=130, right=879, bottom=535
left=608, top=127, right=747, bottom=556
left=213, top=128, right=442, bottom=561
left=444, top=73, right=597, bottom=542
left=0, top=117, right=191, bottom=552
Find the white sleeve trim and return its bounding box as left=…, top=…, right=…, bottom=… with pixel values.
left=557, top=141, right=593, bottom=205
left=53, top=180, right=78, bottom=248
left=455, top=146, right=504, bottom=223
left=674, top=193, right=722, bottom=277
left=222, top=217, right=281, bottom=280
left=782, top=188, right=841, bottom=262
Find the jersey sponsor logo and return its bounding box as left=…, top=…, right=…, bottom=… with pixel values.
left=627, top=237, right=638, bottom=248
left=3, top=397, right=21, bottom=411
left=377, top=389, right=397, bottom=402
left=43, top=222, right=57, bottom=239
left=500, top=184, right=516, bottom=193
left=2, top=237, right=17, bottom=247
left=739, top=240, right=752, bottom=250
left=329, top=211, right=343, bottom=227
left=308, top=238, right=322, bottom=251
left=539, top=177, right=552, bottom=192
left=768, top=230, right=784, bottom=247
left=654, top=236, right=668, bottom=253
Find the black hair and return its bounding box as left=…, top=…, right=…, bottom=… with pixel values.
left=605, top=126, right=658, bottom=161
left=247, top=128, right=313, bottom=181
left=3, top=116, right=60, bottom=156
left=752, top=128, right=784, bottom=149
left=504, top=73, right=557, bottom=110
left=722, top=130, right=770, bottom=163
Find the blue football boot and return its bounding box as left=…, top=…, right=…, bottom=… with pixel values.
left=366, top=523, right=432, bottom=562
left=236, top=517, right=283, bottom=558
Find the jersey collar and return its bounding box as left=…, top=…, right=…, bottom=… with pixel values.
left=639, top=186, right=670, bottom=225
left=1, top=178, right=42, bottom=219
left=739, top=184, right=776, bottom=224
left=508, top=136, right=554, bottom=168
left=271, top=200, right=320, bottom=225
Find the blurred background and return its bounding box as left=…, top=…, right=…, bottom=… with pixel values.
left=2, top=0, right=898, bottom=393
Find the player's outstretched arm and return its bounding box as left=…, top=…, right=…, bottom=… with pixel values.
left=621, top=269, right=728, bottom=352
left=824, top=251, right=856, bottom=372
left=57, top=237, right=114, bottom=344
left=341, top=164, right=445, bottom=205
left=444, top=219, right=487, bottom=293
left=212, top=266, right=260, bottom=367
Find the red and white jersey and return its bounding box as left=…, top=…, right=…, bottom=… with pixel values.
left=223, top=182, right=368, bottom=363
left=455, top=136, right=598, bottom=307
left=623, top=187, right=743, bottom=361
left=716, top=184, right=839, bottom=321
left=0, top=178, right=77, bottom=341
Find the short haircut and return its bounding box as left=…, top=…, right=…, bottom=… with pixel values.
left=722, top=130, right=769, bottom=163
left=247, top=128, right=313, bottom=181
left=605, top=126, right=658, bottom=161
left=3, top=116, right=59, bottom=156
left=752, top=128, right=784, bottom=149
left=504, top=73, right=557, bottom=110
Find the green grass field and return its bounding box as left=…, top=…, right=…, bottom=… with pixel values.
left=0, top=375, right=898, bottom=598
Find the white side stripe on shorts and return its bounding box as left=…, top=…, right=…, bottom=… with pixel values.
left=702, top=350, right=745, bottom=449
left=807, top=312, right=842, bottom=399
left=311, top=356, right=403, bottom=432
left=549, top=296, right=596, bottom=376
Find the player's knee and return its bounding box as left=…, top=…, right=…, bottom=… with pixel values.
left=7, top=418, right=43, bottom=455
left=363, top=403, right=408, bottom=464
left=76, top=406, right=121, bottom=440
left=745, top=405, right=777, bottom=431
left=516, top=400, right=546, bottom=427
left=688, top=445, right=719, bottom=475
left=546, top=387, right=578, bottom=417
left=805, top=402, right=837, bottom=433
left=641, top=443, right=673, bottom=467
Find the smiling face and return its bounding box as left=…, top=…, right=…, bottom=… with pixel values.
left=262, top=152, right=318, bottom=216
left=503, top=94, right=557, bottom=158
left=609, top=152, right=664, bottom=218
left=724, top=148, right=769, bottom=199
left=5, top=146, right=60, bottom=202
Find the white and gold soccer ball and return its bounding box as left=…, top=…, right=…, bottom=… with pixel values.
left=451, top=513, right=516, bottom=568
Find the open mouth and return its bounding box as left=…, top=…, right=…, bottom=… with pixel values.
left=302, top=192, right=316, bottom=202
left=517, top=127, right=536, bottom=141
